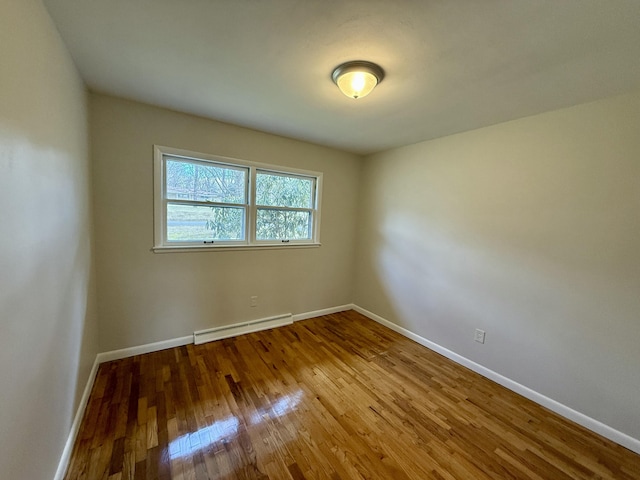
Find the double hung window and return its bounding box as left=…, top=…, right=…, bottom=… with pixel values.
left=154, top=146, right=321, bottom=250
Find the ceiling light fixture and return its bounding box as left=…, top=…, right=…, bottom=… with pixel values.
left=331, top=61, right=385, bottom=99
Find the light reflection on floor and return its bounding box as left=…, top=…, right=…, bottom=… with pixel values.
left=250, top=390, right=303, bottom=424
left=168, top=390, right=303, bottom=459
left=168, top=416, right=239, bottom=459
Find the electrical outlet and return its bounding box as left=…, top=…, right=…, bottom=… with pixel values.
left=474, top=329, right=486, bottom=344
left=250, top=296, right=258, bottom=307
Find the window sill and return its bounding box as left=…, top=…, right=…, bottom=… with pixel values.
left=151, top=243, right=321, bottom=253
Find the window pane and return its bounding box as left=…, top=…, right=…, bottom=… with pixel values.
left=166, top=158, right=246, bottom=204
left=167, top=204, right=245, bottom=242
left=256, top=171, right=313, bottom=208
left=256, top=209, right=311, bottom=240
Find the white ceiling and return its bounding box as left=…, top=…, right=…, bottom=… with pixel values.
left=43, top=0, right=640, bottom=155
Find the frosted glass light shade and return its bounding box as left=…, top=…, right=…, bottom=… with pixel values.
left=332, top=61, right=384, bottom=99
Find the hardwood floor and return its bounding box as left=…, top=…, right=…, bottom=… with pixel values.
left=65, top=311, right=640, bottom=479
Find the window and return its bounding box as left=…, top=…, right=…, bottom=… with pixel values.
left=154, top=146, right=322, bottom=250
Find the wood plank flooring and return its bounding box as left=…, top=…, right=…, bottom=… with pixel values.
left=64, top=311, right=640, bottom=479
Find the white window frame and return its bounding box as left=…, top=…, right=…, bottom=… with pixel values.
left=153, top=145, right=322, bottom=252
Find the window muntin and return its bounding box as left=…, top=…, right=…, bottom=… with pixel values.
left=154, top=146, right=322, bottom=250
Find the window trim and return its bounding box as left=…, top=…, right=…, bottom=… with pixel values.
left=153, top=145, right=323, bottom=252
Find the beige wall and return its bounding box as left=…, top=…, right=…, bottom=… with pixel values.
left=355, top=90, right=640, bottom=440
left=90, top=94, right=361, bottom=351
left=0, top=1, right=97, bottom=479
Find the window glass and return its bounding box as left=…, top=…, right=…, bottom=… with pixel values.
left=256, top=171, right=313, bottom=208
left=166, top=158, right=246, bottom=204
left=256, top=209, right=311, bottom=240
left=167, top=204, right=245, bottom=242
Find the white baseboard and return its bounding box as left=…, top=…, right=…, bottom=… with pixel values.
left=53, top=356, right=101, bottom=480
left=292, top=304, right=352, bottom=322
left=97, top=304, right=354, bottom=362
left=96, top=335, right=193, bottom=363
left=194, top=313, right=293, bottom=345
left=352, top=304, right=640, bottom=455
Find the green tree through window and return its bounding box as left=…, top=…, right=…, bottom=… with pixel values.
left=256, top=171, right=314, bottom=241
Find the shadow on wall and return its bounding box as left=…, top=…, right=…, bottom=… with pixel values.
left=0, top=134, right=95, bottom=478
left=372, top=211, right=640, bottom=437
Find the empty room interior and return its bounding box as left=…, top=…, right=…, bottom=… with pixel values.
left=2, top=1, right=640, bottom=479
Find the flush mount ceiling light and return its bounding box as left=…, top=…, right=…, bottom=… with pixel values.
left=331, top=61, right=385, bottom=99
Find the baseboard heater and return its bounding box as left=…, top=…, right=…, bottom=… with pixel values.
left=193, top=313, right=293, bottom=345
